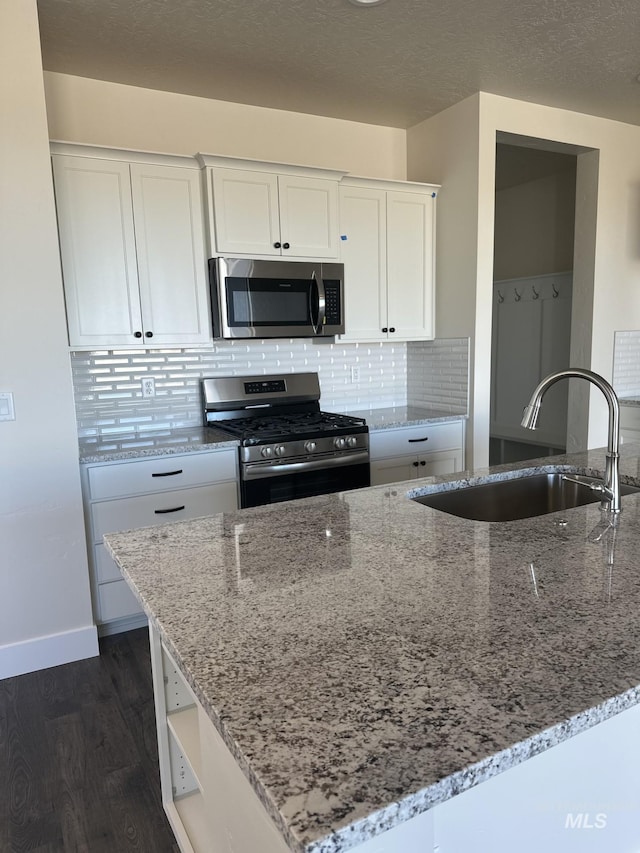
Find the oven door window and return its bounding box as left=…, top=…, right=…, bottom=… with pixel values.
left=226, top=278, right=314, bottom=328
left=241, top=463, right=370, bottom=508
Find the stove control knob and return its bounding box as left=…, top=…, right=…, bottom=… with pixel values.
left=304, top=441, right=317, bottom=453
left=261, top=446, right=273, bottom=458
left=334, top=437, right=347, bottom=450
left=346, top=436, right=358, bottom=448
left=274, top=445, right=287, bottom=457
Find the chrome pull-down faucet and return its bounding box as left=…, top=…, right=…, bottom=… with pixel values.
left=521, top=368, right=622, bottom=514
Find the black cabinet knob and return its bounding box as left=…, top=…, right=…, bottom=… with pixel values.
left=420, top=460, right=426, bottom=466
left=274, top=242, right=281, bottom=249
left=134, top=331, right=142, bottom=338
left=389, top=327, right=396, bottom=333
left=412, top=461, right=419, bottom=467
left=282, top=242, right=290, bottom=250
left=382, top=327, right=388, bottom=333
left=145, top=331, right=153, bottom=338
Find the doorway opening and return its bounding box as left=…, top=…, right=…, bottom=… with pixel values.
left=489, top=135, right=595, bottom=466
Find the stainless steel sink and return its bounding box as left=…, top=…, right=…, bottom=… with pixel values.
left=411, top=472, right=640, bottom=522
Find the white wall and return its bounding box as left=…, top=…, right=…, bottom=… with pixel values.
left=0, top=0, right=97, bottom=677
left=43, top=72, right=407, bottom=179
left=494, top=168, right=576, bottom=281
left=408, top=92, right=640, bottom=466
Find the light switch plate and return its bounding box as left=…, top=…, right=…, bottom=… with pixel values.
left=0, top=392, right=15, bottom=421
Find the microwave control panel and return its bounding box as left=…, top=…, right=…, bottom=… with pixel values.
left=324, top=281, right=341, bottom=325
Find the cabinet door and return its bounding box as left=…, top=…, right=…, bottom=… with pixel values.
left=130, top=164, right=211, bottom=346
left=339, top=186, right=388, bottom=342
left=52, top=155, right=143, bottom=347
left=210, top=168, right=281, bottom=256
left=386, top=190, right=435, bottom=341
left=419, top=448, right=464, bottom=477
left=277, top=175, right=339, bottom=258
left=370, top=456, right=419, bottom=486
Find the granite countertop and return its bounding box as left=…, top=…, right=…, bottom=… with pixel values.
left=346, top=405, right=467, bottom=430
left=104, top=445, right=640, bottom=853
left=78, top=426, right=238, bottom=463
left=78, top=409, right=467, bottom=463
left=620, top=397, right=640, bottom=407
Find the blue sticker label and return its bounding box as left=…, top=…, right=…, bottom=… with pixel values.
left=340, top=235, right=347, bottom=240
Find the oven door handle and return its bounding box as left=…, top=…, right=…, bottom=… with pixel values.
left=243, top=451, right=369, bottom=480
left=310, top=270, right=326, bottom=335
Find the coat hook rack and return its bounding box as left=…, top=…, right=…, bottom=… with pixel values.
left=552, top=283, right=559, bottom=298
left=498, top=290, right=504, bottom=303
left=514, top=288, right=521, bottom=302
left=532, top=285, right=539, bottom=300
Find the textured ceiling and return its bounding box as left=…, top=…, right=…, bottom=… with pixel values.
left=37, top=0, right=640, bottom=129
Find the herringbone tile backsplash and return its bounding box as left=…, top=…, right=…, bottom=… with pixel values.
left=71, top=338, right=468, bottom=437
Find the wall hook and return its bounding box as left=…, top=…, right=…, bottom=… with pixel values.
left=532, top=285, right=540, bottom=300
left=498, top=290, right=504, bottom=303
left=514, top=288, right=522, bottom=302
left=552, top=283, right=559, bottom=298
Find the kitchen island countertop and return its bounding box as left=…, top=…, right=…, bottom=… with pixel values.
left=105, top=444, right=640, bottom=852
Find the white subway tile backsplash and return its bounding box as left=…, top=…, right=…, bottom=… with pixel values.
left=71, top=339, right=410, bottom=437
left=613, top=331, right=640, bottom=397
left=406, top=338, right=469, bottom=414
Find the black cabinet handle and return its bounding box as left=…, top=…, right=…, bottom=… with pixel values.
left=389, top=327, right=396, bottom=333
left=154, top=505, right=186, bottom=514
left=420, top=460, right=426, bottom=466
left=382, top=327, right=388, bottom=333
left=408, top=437, right=429, bottom=443
left=151, top=469, right=183, bottom=478
left=274, top=242, right=281, bottom=249
left=282, top=242, right=290, bottom=250
left=134, top=331, right=142, bottom=338
left=412, top=461, right=419, bottom=468
left=145, top=331, right=153, bottom=338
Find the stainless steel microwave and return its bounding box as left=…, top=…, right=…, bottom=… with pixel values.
left=208, top=257, right=345, bottom=339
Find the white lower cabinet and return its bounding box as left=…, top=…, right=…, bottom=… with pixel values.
left=370, top=421, right=465, bottom=486
left=81, top=448, right=238, bottom=635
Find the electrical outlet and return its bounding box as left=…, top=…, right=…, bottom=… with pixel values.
left=142, top=377, right=155, bottom=398
left=350, top=366, right=360, bottom=383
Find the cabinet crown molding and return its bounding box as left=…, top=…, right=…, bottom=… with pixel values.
left=50, top=141, right=199, bottom=169
left=341, top=175, right=440, bottom=194
left=196, top=152, right=347, bottom=181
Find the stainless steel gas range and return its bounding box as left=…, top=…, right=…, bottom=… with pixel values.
left=202, top=373, right=370, bottom=508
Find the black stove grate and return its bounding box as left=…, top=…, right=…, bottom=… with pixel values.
left=213, top=411, right=367, bottom=444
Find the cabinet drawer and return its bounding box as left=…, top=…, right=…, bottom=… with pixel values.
left=370, top=421, right=463, bottom=460
left=91, top=482, right=238, bottom=543
left=87, top=449, right=237, bottom=500
left=98, top=578, right=143, bottom=622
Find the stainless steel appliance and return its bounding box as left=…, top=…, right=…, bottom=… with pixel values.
left=208, top=257, right=344, bottom=339
left=202, top=373, right=369, bottom=508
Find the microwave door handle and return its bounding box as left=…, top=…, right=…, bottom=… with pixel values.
left=311, top=270, right=326, bottom=334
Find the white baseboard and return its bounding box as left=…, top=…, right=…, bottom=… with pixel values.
left=0, top=624, right=99, bottom=679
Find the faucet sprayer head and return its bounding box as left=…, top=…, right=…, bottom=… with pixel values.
left=521, top=402, right=541, bottom=430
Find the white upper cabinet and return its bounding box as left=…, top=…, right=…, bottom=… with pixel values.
left=339, top=177, right=438, bottom=343
left=129, top=163, right=210, bottom=347
left=52, top=145, right=211, bottom=349
left=200, top=155, right=345, bottom=260
left=52, top=155, right=143, bottom=348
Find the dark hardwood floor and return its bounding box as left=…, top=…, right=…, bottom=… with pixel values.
left=0, top=628, right=180, bottom=853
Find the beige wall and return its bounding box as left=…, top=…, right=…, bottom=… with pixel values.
left=407, top=94, right=481, bottom=466
left=44, top=72, right=407, bottom=179
left=408, top=92, right=640, bottom=466
left=494, top=168, right=576, bottom=281
left=0, top=1, right=97, bottom=676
